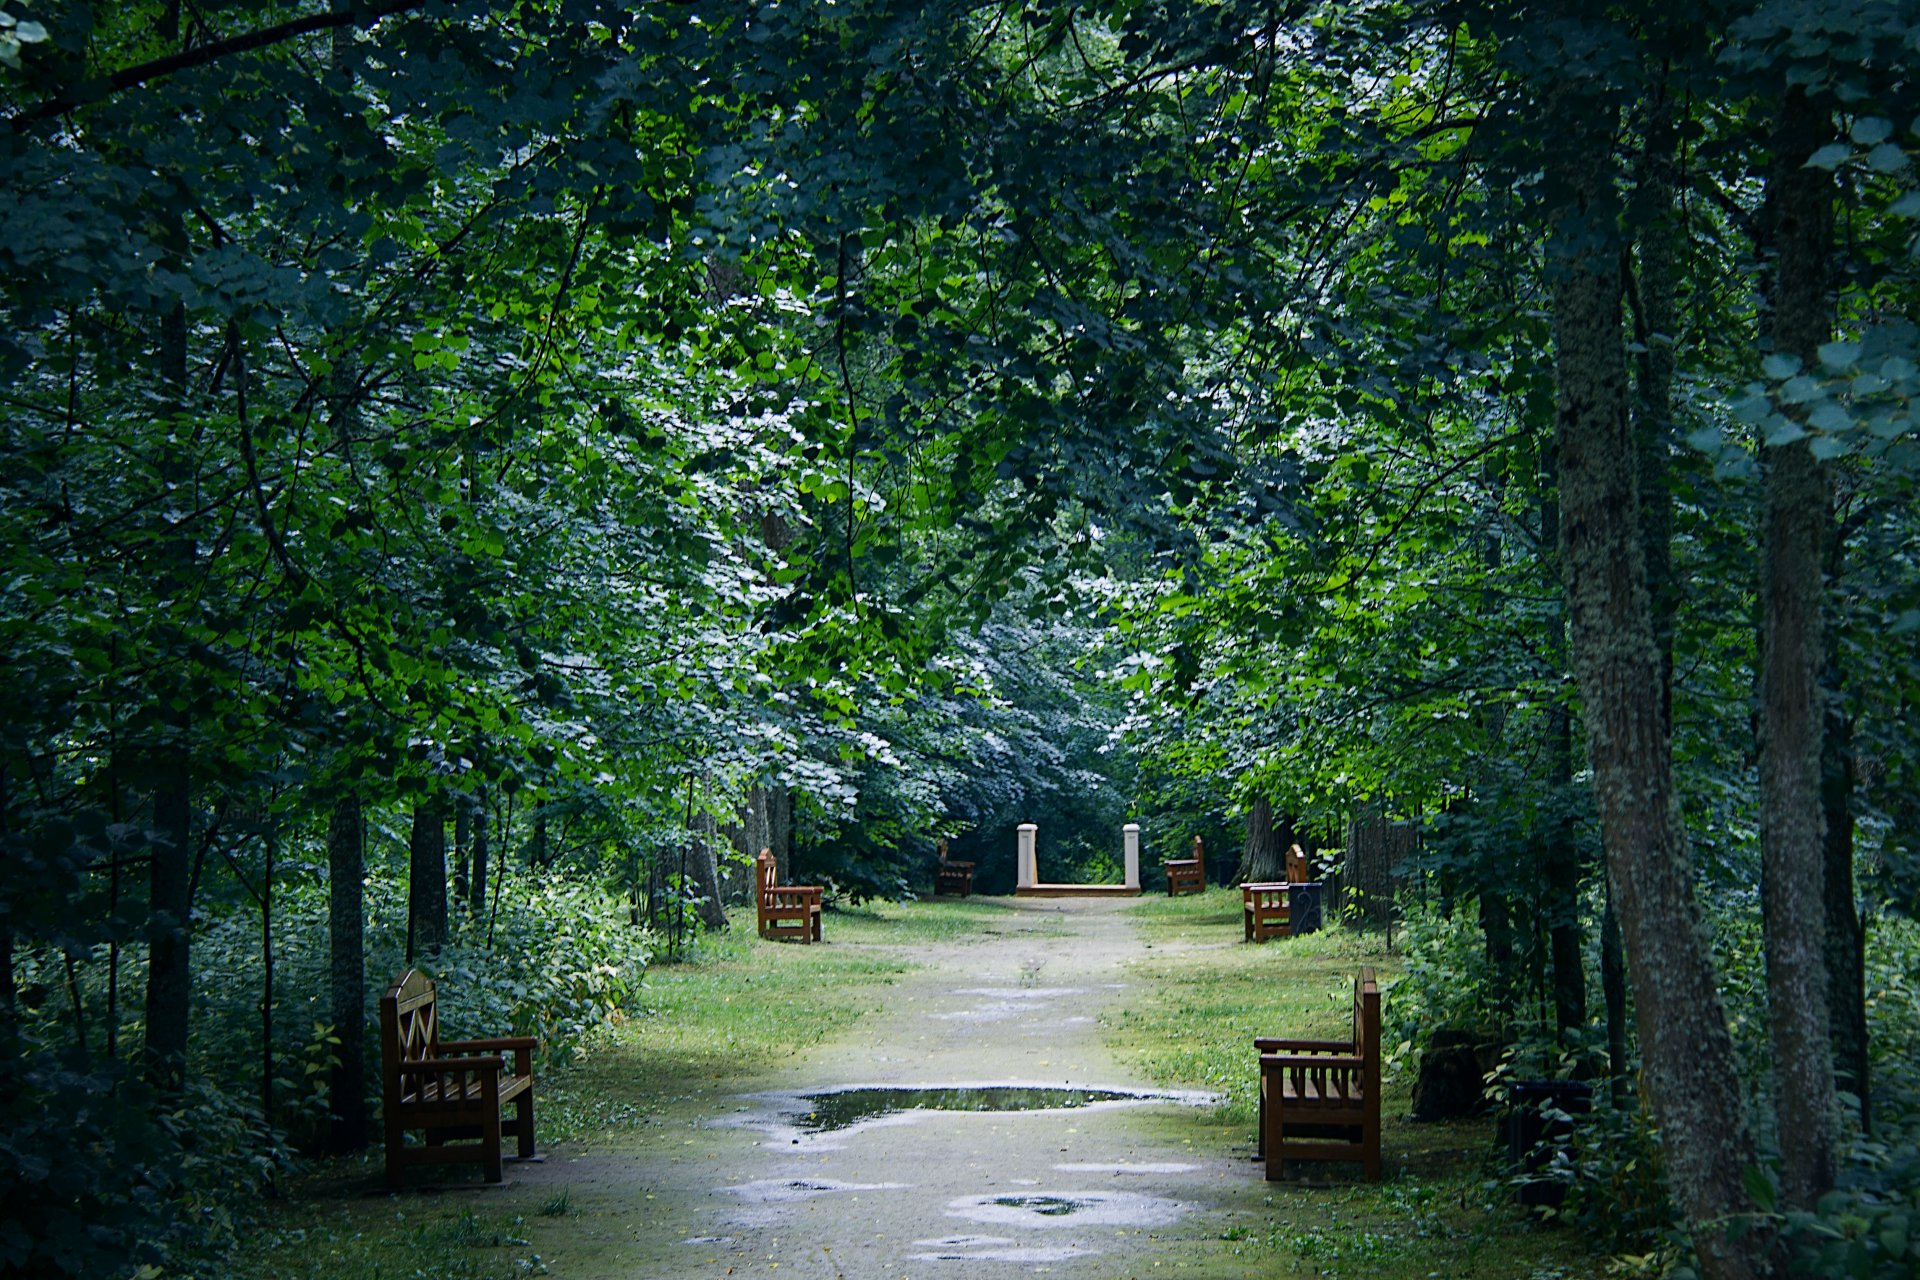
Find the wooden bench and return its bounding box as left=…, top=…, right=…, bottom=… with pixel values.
left=1164, top=835, right=1206, bottom=896
left=1243, top=845, right=1315, bottom=940
left=933, top=838, right=974, bottom=897
left=757, top=847, right=822, bottom=942
left=1242, top=882, right=1294, bottom=940
left=1256, top=968, right=1381, bottom=1180
left=1287, top=842, right=1310, bottom=884
left=380, top=968, right=537, bottom=1187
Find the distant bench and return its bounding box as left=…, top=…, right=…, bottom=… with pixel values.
left=757, top=847, right=823, bottom=942
left=1242, top=845, right=1319, bottom=941
left=934, top=838, right=974, bottom=897
left=1164, top=835, right=1205, bottom=896
left=1255, top=967, right=1381, bottom=1180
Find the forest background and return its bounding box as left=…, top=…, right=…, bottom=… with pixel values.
left=1, top=2, right=1917, bottom=1279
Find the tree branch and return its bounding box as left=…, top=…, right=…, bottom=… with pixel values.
left=9, top=1, right=424, bottom=130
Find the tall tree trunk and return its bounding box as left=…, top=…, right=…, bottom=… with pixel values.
left=1547, top=101, right=1766, bottom=1278
left=1237, top=795, right=1283, bottom=884
left=327, top=793, right=367, bottom=1152
left=688, top=811, right=730, bottom=931
left=0, top=763, right=15, bottom=1032
left=408, top=801, right=448, bottom=961
left=143, top=292, right=194, bottom=1096
left=453, top=802, right=471, bottom=917
left=470, top=800, right=489, bottom=920
left=1756, top=87, right=1838, bottom=1211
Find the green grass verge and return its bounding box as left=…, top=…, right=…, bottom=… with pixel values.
left=234, top=900, right=989, bottom=1279
left=1110, top=886, right=1589, bottom=1280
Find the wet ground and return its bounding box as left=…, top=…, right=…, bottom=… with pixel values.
left=513, top=896, right=1277, bottom=1278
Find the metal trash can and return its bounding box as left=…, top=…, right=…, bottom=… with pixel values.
left=1290, top=881, right=1323, bottom=934
left=1506, top=1079, right=1593, bottom=1208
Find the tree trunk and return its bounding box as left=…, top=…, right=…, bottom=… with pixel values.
left=1237, top=795, right=1283, bottom=883
left=1548, top=111, right=1766, bottom=1278
left=453, top=802, right=471, bottom=917
left=327, top=793, right=368, bottom=1152
left=143, top=294, right=194, bottom=1097
left=1756, top=86, right=1838, bottom=1211
left=688, top=811, right=730, bottom=931
left=408, top=801, right=448, bottom=961
left=470, top=800, right=489, bottom=920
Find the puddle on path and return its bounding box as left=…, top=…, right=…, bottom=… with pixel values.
left=946, top=1188, right=1189, bottom=1229
left=1054, top=1161, right=1200, bottom=1175
left=790, top=1085, right=1149, bottom=1133
left=931, top=987, right=1089, bottom=1023
left=909, top=1235, right=1101, bottom=1263
left=721, top=1177, right=906, bottom=1204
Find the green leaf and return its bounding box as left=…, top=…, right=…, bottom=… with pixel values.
left=1762, top=353, right=1801, bottom=380
left=1763, top=419, right=1807, bottom=447
left=1891, top=192, right=1920, bottom=218
left=1807, top=435, right=1847, bottom=460
left=1742, top=1165, right=1778, bottom=1215
left=1685, top=426, right=1723, bottom=454
left=1817, top=340, right=1860, bottom=370
left=1850, top=117, right=1893, bottom=146
left=1804, top=143, right=1851, bottom=170
left=1868, top=143, right=1910, bottom=173
left=15, top=19, right=48, bottom=42
left=1807, top=402, right=1851, bottom=432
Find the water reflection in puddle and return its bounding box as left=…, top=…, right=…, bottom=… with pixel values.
left=721, top=1177, right=905, bottom=1204
left=946, top=1188, right=1188, bottom=1229
left=791, top=1085, right=1148, bottom=1133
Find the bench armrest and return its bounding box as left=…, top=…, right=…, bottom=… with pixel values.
left=1254, top=1037, right=1351, bottom=1053
left=766, top=886, right=822, bottom=903
left=1241, top=881, right=1290, bottom=891
left=1260, top=1052, right=1365, bottom=1071
left=439, top=1036, right=538, bottom=1054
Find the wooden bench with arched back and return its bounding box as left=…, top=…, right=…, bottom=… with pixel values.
left=380, top=968, right=537, bottom=1186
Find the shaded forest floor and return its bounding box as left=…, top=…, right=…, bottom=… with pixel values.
left=235, top=891, right=1590, bottom=1279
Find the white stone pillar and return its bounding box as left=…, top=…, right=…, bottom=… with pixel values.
left=1123, top=823, right=1141, bottom=890
left=1017, top=823, right=1038, bottom=889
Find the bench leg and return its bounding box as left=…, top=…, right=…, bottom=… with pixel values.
left=384, top=1102, right=406, bottom=1189
left=515, top=1091, right=536, bottom=1159
left=1263, top=1098, right=1286, bottom=1181
left=482, top=1101, right=505, bottom=1183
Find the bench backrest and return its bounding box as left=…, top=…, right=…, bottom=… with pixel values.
left=1287, top=844, right=1310, bottom=884
left=381, top=968, right=439, bottom=1071
left=1191, top=836, right=1205, bottom=873
left=756, top=848, right=778, bottom=899
left=1352, top=967, right=1380, bottom=1058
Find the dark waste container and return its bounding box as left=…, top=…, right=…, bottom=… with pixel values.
left=1290, top=881, right=1323, bottom=934
left=1506, top=1079, right=1593, bottom=1208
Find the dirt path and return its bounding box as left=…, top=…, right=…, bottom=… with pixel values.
left=530, top=897, right=1267, bottom=1279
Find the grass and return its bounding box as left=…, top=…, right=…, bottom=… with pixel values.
left=1112, top=887, right=1590, bottom=1280
left=234, top=891, right=1589, bottom=1280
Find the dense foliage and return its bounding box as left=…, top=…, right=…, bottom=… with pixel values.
left=1, top=1, right=1916, bottom=1277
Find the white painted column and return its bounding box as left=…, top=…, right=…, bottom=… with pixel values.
left=1017, top=823, right=1038, bottom=889
left=1123, top=823, right=1141, bottom=890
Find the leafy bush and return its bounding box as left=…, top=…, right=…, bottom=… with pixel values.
left=1382, top=889, right=1499, bottom=1066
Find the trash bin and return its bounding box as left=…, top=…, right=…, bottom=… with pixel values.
left=1289, top=881, right=1323, bottom=934
left=1506, top=1079, right=1593, bottom=1208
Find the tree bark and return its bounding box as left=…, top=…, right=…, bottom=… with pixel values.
left=327, top=793, right=367, bottom=1152
left=453, top=802, right=471, bottom=916
left=1237, top=795, right=1283, bottom=883
left=408, top=801, right=448, bottom=961
left=143, top=293, right=194, bottom=1097
left=1548, top=108, right=1766, bottom=1278
left=688, top=811, right=730, bottom=931
left=1756, top=86, right=1838, bottom=1211
left=470, top=800, right=489, bottom=920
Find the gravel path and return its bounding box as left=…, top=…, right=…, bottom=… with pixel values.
left=526, top=897, right=1265, bottom=1279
